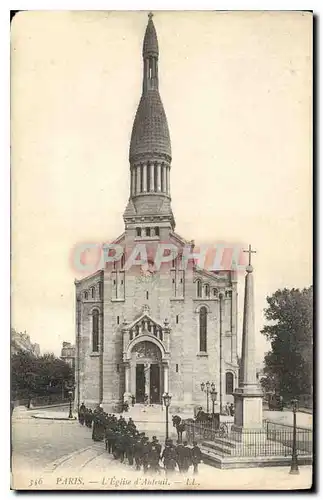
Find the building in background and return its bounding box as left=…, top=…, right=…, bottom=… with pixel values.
left=11, top=328, right=40, bottom=356
left=60, top=342, right=76, bottom=370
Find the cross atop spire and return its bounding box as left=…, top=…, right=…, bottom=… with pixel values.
left=243, top=244, right=256, bottom=269
left=148, top=12, right=153, bottom=20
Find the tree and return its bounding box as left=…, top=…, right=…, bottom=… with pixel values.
left=261, top=286, right=313, bottom=402
left=11, top=350, right=74, bottom=401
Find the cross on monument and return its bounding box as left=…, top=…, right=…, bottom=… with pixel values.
left=148, top=12, right=153, bottom=19
left=243, top=244, right=257, bottom=266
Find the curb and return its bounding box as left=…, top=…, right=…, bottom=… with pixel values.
left=32, top=414, right=77, bottom=421
left=27, top=403, right=70, bottom=410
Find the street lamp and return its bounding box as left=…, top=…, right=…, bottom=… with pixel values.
left=201, top=381, right=214, bottom=413
left=289, top=398, right=299, bottom=475
left=210, top=383, right=218, bottom=417
left=65, top=382, right=75, bottom=419
left=163, top=392, right=172, bottom=441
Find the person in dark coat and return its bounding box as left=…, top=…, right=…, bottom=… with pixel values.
left=149, top=437, right=161, bottom=473
left=125, top=432, right=135, bottom=466
left=92, top=409, right=105, bottom=442
left=134, top=436, right=143, bottom=470
left=85, top=408, right=93, bottom=428
left=175, top=440, right=185, bottom=472
left=181, top=441, right=192, bottom=472
left=191, top=441, right=202, bottom=475
left=78, top=402, right=86, bottom=425
left=105, top=426, right=114, bottom=453
left=162, top=440, right=177, bottom=475
left=127, top=418, right=136, bottom=435
left=141, top=437, right=151, bottom=474
left=118, top=432, right=127, bottom=463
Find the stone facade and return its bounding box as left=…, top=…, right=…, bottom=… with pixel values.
left=74, top=15, right=239, bottom=412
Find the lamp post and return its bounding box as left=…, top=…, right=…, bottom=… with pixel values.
left=210, top=383, right=218, bottom=417
left=163, top=392, right=172, bottom=442
left=201, top=381, right=214, bottom=413
left=289, top=398, right=299, bottom=475
left=65, top=382, right=75, bottom=419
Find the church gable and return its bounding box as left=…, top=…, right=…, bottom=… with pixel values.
left=126, top=312, right=164, bottom=336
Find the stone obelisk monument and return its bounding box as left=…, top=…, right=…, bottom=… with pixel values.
left=232, top=245, right=264, bottom=440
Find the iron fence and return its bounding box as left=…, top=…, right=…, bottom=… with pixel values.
left=265, top=420, right=312, bottom=455
left=185, top=420, right=312, bottom=458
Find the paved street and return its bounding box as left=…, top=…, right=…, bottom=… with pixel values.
left=11, top=406, right=93, bottom=471
left=11, top=405, right=312, bottom=491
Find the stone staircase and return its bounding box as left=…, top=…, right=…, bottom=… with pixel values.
left=201, top=436, right=237, bottom=456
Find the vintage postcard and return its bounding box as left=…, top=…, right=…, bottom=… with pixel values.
left=11, top=10, right=313, bottom=491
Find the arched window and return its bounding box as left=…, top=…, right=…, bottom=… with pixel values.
left=98, top=282, right=103, bottom=299
left=213, top=288, right=218, bottom=297
left=136, top=227, right=142, bottom=237
left=84, top=291, right=88, bottom=300
left=155, top=227, right=160, bottom=236
left=205, top=284, right=210, bottom=298
left=199, top=306, right=207, bottom=352
left=92, top=309, right=99, bottom=352
left=121, top=254, right=125, bottom=269
left=197, top=280, right=202, bottom=298
left=226, top=372, right=234, bottom=394
left=146, top=227, right=151, bottom=237
left=91, top=287, right=95, bottom=299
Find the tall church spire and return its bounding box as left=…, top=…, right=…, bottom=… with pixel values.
left=124, top=14, right=175, bottom=234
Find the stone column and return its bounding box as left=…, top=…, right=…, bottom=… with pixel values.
left=157, top=163, right=161, bottom=192
left=144, top=363, right=150, bottom=402
left=150, top=163, right=154, bottom=192
left=143, top=164, right=147, bottom=192
left=136, top=165, right=141, bottom=194
left=123, top=363, right=132, bottom=403
left=233, top=261, right=264, bottom=439
left=162, top=164, right=167, bottom=194
left=166, top=166, right=170, bottom=195
left=125, top=364, right=130, bottom=393
left=131, top=363, right=136, bottom=396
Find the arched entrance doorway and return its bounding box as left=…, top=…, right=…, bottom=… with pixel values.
left=130, top=341, right=163, bottom=404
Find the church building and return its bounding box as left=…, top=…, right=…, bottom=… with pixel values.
left=75, top=14, right=239, bottom=412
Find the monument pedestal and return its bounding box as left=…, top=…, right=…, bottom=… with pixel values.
left=231, top=383, right=265, bottom=442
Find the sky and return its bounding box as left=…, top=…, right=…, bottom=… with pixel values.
left=11, top=11, right=312, bottom=363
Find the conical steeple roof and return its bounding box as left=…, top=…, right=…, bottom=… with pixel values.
left=129, top=14, right=171, bottom=162
left=129, top=92, right=171, bottom=160
left=143, top=14, right=159, bottom=57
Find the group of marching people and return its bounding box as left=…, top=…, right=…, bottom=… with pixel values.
left=78, top=403, right=202, bottom=475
